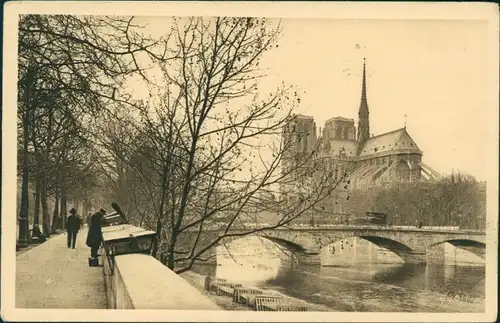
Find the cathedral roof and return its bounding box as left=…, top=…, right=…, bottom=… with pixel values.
left=294, top=114, right=314, bottom=120
left=358, top=127, right=422, bottom=157
left=327, top=116, right=355, bottom=123
left=323, top=139, right=358, bottom=158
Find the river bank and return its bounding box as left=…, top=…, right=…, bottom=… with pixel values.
left=180, top=271, right=251, bottom=310
left=180, top=271, right=331, bottom=311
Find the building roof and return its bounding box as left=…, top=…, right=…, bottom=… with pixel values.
left=294, top=114, right=314, bottom=120
left=358, top=127, right=422, bottom=157
left=323, top=139, right=358, bottom=157
left=326, top=117, right=355, bottom=123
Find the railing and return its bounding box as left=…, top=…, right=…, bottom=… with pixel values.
left=204, top=276, right=310, bottom=311
left=233, top=287, right=264, bottom=304
left=255, top=296, right=308, bottom=311
left=190, top=224, right=484, bottom=233
left=253, top=296, right=285, bottom=310
left=214, top=282, right=243, bottom=296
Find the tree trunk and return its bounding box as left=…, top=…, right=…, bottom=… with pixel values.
left=151, top=217, right=162, bottom=258
left=60, top=188, right=67, bottom=230
left=51, top=189, right=60, bottom=232
left=18, top=66, right=34, bottom=247
left=84, top=199, right=91, bottom=221
left=41, top=180, right=51, bottom=237
left=167, top=243, right=175, bottom=270
left=18, top=158, right=30, bottom=246
left=82, top=200, right=87, bottom=219
left=59, top=160, right=68, bottom=230
left=33, top=174, right=41, bottom=226
left=18, top=110, right=31, bottom=247
left=166, top=216, right=178, bottom=270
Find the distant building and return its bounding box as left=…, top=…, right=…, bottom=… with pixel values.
left=282, top=59, right=441, bottom=192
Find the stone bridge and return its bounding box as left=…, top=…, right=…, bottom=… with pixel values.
left=180, top=226, right=486, bottom=264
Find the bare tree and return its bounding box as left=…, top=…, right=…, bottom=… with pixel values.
left=100, top=17, right=346, bottom=273
left=17, top=14, right=168, bottom=238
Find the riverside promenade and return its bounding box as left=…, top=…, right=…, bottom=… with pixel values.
left=16, top=228, right=108, bottom=308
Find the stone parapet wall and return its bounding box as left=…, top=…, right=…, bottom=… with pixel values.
left=102, top=253, right=221, bottom=310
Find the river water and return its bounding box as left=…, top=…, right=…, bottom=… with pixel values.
left=191, top=237, right=485, bottom=312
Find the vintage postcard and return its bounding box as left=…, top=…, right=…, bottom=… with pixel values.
left=2, top=1, right=498, bottom=322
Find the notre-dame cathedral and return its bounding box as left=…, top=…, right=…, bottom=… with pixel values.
left=282, top=59, right=441, bottom=192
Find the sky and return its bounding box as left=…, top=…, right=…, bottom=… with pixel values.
left=128, top=17, right=494, bottom=182
left=258, top=19, right=493, bottom=182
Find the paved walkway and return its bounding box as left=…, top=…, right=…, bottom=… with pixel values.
left=16, top=228, right=108, bottom=308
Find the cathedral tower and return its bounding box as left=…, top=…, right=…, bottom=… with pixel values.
left=357, top=58, right=370, bottom=143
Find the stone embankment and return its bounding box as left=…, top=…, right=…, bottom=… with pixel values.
left=180, top=271, right=330, bottom=311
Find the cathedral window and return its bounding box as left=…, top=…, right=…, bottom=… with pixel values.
left=336, top=126, right=342, bottom=139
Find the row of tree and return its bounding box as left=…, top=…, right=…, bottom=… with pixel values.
left=345, top=172, right=486, bottom=229
left=17, top=14, right=173, bottom=239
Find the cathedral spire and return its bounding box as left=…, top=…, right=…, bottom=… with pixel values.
left=357, top=58, right=370, bottom=143
left=361, top=58, right=367, bottom=103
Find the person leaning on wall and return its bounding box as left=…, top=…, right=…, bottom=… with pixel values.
left=86, top=208, right=106, bottom=259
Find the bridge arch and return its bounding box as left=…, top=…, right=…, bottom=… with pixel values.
left=427, top=238, right=486, bottom=249
left=215, top=235, right=308, bottom=262
left=426, top=238, right=486, bottom=261
left=322, top=235, right=416, bottom=263
left=263, top=236, right=307, bottom=253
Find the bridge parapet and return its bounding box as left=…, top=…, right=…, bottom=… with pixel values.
left=192, top=224, right=485, bottom=235
left=180, top=225, right=486, bottom=265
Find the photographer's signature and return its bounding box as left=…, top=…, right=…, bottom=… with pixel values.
left=438, top=291, right=472, bottom=309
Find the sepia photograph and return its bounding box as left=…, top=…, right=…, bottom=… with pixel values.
left=2, top=2, right=498, bottom=322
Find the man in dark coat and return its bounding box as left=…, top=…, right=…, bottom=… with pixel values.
left=86, top=208, right=106, bottom=258
left=66, top=208, right=81, bottom=249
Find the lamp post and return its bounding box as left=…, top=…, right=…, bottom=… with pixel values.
left=18, top=214, right=29, bottom=248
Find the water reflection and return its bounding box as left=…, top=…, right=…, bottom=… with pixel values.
left=215, top=258, right=284, bottom=284
left=192, top=236, right=485, bottom=312
left=444, top=264, right=456, bottom=283
left=214, top=236, right=297, bottom=285
left=195, top=263, right=485, bottom=311
left=193, top=261, right=485, bottom=312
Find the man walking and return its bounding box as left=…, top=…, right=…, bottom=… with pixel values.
left=66, top=208, right=81, bottom=249
left=86, top=208, right=106, bottom=259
